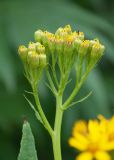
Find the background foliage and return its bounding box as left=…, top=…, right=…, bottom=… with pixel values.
left=0, top=0, right=114, bottom=159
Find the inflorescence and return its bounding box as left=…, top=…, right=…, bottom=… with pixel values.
left=18, top=24, right=105, bottom=87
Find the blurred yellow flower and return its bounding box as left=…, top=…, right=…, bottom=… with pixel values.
left=69, top=115, right=114, bottom=160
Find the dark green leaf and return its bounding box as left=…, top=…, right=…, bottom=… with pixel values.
left=18, top=121, right=38, bottom=160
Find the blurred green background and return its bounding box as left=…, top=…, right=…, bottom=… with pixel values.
left=0, top=0, right=114, bottom=159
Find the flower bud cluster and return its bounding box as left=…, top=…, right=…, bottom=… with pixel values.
left=18, top=25, right=105, bottom=84
left=18, top=42, right=46, bottom=84
left=18, top=42, right=46, bottom=68
left=35, top=25, right=84, bottom=54
left=34, top=25, right=105, bottom=74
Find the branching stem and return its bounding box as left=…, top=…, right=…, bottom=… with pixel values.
left=32, top=84, right=54, bottom=137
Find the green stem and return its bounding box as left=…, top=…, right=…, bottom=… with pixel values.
left=52, top=74, right=68, bottom=160
left=63, top=68, right=90, bottom=109
left=52, top=94, right=63, bottom=160
left=76, top=58, right=83, bottom=84
left=52, top=53, right=59, bottom=87
left=32, top=84, right=53, bottom=137
left=46, top=69, right=57, bottom=95
left=52, top=67, right=59, bottom=88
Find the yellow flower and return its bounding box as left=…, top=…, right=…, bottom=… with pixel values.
left=69, top=115, right=114, bottom=160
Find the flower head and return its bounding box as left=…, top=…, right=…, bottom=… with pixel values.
left=19, top=25, right=105, bottom=85
left=18, top=45, right=28, bottom=62
left=18, top=42, right=46, bottom=84
left=34, top=25, right=105, bottom=74
left=69, top=115, right=114, bottom=160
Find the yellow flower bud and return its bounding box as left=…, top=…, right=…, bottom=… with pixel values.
left=39, top=54, right=46, bottom=66
left=27, top=51, right=39, bottom=68
left=18, top=45, right=28, bottom=62
left=55, top=36, right=64, bottom=53
left=73, top=39, right=82, bottom=51
left=89, top=40, right=96, bottom=47
left=55, top=27, right=68, bottom=39
left=36, top=44, right=45, bottom=54
left=40, top=31, right=50, bottom=46
left=89, top=39, right=99, bottom=48
left=72, top=31, right=84, bottom=40
left=60, top=30, right=68, bottom=38
left=64, top=24, right=72, bottom=33
left=34, top=30, right=44, bottom=42
left=35, top=42, right=41, bottom=47
left=46, top=34, right=55, bottom=53
left=65, top=35, right=74, bottom=45
left=79, top=40, right=90, bottom=57
left=28, top=42, right=36, bottom=51
left=78, top=32, right=84, bottom=40
left=91, top=43, right=105, bottom=60
left=55, top=27, right=64, bottom=35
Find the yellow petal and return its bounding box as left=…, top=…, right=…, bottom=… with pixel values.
left=88, top=120, right=100, bottom=141
left=76, top=152, right=93, bottom=160
left=73, top=120, right=87, bottom=136
left=69, top=137, right=88, bottom=151
left=75, top=132, right=88, bottom=144
left=100, top=122, right=107, bottom=133
left=108, top=116, right=114, bottom=136
left=98, top=114, right=106, bottom=121
left=103, top=140, right=114, bottom=150
left=95, top=151, right=111, bottom=160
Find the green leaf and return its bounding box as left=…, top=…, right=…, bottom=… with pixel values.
left=66, top=90, right=92, bottom=109
left=23, top=95, right=43, bottom=124
left=18, top=121, right=38, bottom=160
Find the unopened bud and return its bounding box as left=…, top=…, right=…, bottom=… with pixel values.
left=55, top=27, right=64, bottom=35
left=36, top=44, right=45, bottom=54
left=60, top=29, right=68, bottom=38
left=28, top=42, right=36, bottom=51
left=89, top=39, right=99, bottom=47
left=39, top=54, right=46, bottom=66
left=79, top=40, right=90, bottom=57
left=47, top=34, right=55, bottom=53
left=78, top=32, right=84, bottom=40
left=34, top=30, right=44, bottom=42
left=55, top=27, right=68, bottom=38
left=35, top=42, right=41, bottom=46
left=18, top=45, right=28, bottom=62
left=41, top=31, right=51, bottom=46
left=89, top=40, right=96, bottom=47
left=64, top=35, right=75, bottom=54
left=27, top=51, right=39, bottom=68
left=73, top=39, right=82, bottom=51
left=55, top=36, right=64, bottom=53
left=91, top=43, right=105, bottom=60
left=65, top=35, right=74, bottom=45
left=64, top=25, right=72, bottom=33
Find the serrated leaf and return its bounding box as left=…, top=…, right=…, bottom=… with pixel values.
left=18, top=121, right=38, bottom=160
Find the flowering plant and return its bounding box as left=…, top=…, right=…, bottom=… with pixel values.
left=69, top=115, right=114, bottom=160
left=18, top=25, right=105, bottom=160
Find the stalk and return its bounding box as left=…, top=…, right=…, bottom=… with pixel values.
left=52, top=94, right=63, bottom=160
left=52, top=74, right=67, bottom=160
left=32, top=84, right=53, bottom=137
